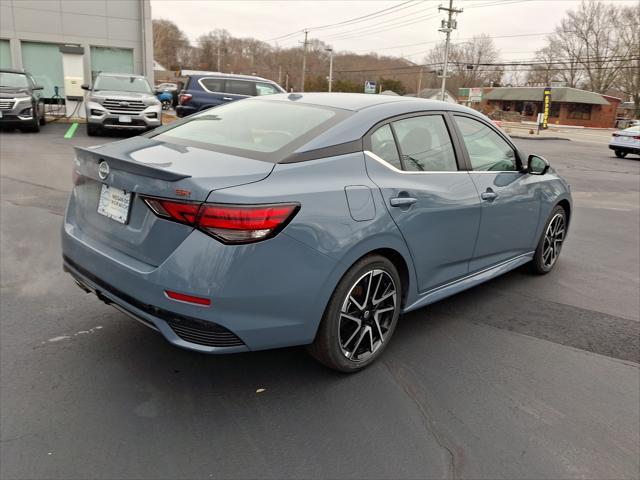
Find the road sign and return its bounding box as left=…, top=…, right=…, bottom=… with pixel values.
left=364, top=81, right=377, bottom=94
left=469, top=87, right=483, bottom=102
left=542, top=88, right=551, bottom=129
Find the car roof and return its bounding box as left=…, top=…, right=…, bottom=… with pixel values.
left=255, top=92, right=469, bottom=112
left=187, top=72, right=275, bottom=83
left=246, top=93, right=485, bottom=154
left=96, top=72, right=146, bottom=79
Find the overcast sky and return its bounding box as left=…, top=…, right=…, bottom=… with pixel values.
left=151, top=0, right=636, bottom=62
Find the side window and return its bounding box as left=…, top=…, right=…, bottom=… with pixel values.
left=200, top=77, right=224, bottom=93
left=256, top=82, right=280, bottom=96
left=392, top=115, right=458, bottom=172
left=226, top=80, right=256, bottom=96
left=454, top=116, right=517, bottom=171
left=370, top=124, right=401, bottom=170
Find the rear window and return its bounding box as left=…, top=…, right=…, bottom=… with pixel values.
left=199, top=77, right=224, bottom=92
left=226, top=80, right=256, bottom=96
left=154, top=99, right=348, bottom=162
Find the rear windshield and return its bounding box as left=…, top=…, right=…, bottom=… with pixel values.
left=154, top=99, right=349, bottom=162
left=94, top=75, right=152, bottom=94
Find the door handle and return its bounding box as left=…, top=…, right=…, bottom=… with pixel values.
left=390, top=197, right=417, bottom=207
left=481, top=189, right=498, bottom=201
left=222, top=97, right=233, bottom=101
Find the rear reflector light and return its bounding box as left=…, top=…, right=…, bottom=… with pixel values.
left=141, top=196, right=299, bottom=244
left=179, top=93, right=192, bottom=105
left=165, top=290, right=211, bottom=306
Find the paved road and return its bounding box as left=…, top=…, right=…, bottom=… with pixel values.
left=502, top=123, right=617, bottom=145
left=1, top=124, right=638, bottom=479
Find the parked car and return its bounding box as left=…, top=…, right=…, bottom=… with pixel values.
left=82, top=73, right=162, bottom=136
left=62, top=93, right=572, bottom=372
left=0, top=69, right=45, bottom=132
left=176, top=72, right=285, bottom=117
left=156, top=82, right=178, bottom=92
left=609, top=125, right=640, bottom=158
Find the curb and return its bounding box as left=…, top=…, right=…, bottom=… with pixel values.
left=510, top=135, right=571, bottom=141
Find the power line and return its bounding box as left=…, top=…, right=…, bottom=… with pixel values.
left=263, top=0, right=420, bottom=42
left=322, top=13, right=440, bottom=41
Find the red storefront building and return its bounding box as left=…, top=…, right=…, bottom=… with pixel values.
left=459, top=87, right=621, bottom=128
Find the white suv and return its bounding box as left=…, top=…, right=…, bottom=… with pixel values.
left=82, top=73, right=162, bottom=136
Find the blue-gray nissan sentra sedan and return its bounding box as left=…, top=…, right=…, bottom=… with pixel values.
left=62, top=93, right=572, bottom=372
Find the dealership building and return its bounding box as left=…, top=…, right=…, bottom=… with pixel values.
left=0, top=0, right=153, bottom=108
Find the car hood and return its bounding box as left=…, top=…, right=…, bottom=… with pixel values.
left=91, top=90, right=154, bottom=101
left=0, top=89, right=30, bottom=99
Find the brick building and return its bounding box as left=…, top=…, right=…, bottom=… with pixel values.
left=458, top=87, right=621, bottom=128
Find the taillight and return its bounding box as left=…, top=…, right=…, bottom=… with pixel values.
left=612, top=133, right=620, bottom=137
left=633, top=135, right=640, bottom=140
left=178, top=93, right=192, bottom=105
left=198, top=203, right=299, bottom=243
left=141, top=197, right=299, bottom=244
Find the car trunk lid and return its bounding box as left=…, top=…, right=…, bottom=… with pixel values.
left=69, top=136, right=274, bottom=266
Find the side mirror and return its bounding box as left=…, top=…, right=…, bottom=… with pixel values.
left=32, top=85, right=44, bottom=91
left=528, top=154, right=550, bottom=175
left=81, top=84, right=90, bottom=91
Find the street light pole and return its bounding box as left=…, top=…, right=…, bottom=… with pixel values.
left=325, top=48, right=333, bottom=92
left=438, top=0, right=463, bottom=102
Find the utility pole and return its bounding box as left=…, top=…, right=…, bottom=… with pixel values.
left=325, top=48, right=333, bottom=92
left=217, top=46, right=221, bottom=72
left=300, top=30, right=309, bottom=92
left=417, top=67, right=423, bottom=95
left=438, top=0, right=463, bottom=101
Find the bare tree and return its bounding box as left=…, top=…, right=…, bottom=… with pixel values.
left=152, top=19, right=190, bottom=71
left=526, top=45, right=564, bottom=86
left=558, top=0, right=624, bottom=93
left=423, top=34, right=502, bottom=93
left=616, top=3, right=640, bottom=116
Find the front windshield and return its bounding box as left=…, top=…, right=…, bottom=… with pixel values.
left=0, top=72, right=29, bottom=89
left=94, top=75, right=152, bottom=94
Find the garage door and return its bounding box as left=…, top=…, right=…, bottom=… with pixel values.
left=90, top=47, right=134, bottom=80
left=0, top=39, right=11, bottom=69
left=21, top=41, right=64, bottom=98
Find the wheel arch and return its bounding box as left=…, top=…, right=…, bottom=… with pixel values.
left=556, top=198, right=571, bottom=225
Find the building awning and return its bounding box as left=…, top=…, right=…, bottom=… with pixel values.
left=484, top=87, right=609, bottom=105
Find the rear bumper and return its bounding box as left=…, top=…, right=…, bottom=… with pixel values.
left=609, top=144, right=640, bottom=154
left=61, top=210, right=341, bottom=353
left=64, top=256, right=248, bottom=353
left=175, top=105, right=197, bottom=117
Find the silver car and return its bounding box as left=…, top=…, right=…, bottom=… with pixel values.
left=82, top=73, right=161, bottom=136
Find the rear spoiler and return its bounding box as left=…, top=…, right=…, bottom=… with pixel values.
left=74, top=139, right=191, bottom=182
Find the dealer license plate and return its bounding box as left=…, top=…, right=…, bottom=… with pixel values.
left=97, top=184, right=131, bottom=224
left=119, top=115, right=132, bottom=123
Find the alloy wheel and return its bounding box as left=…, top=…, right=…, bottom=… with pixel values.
left=338, top=269, right=397, bottom=362
left=542, top=212, right=566, bottom=269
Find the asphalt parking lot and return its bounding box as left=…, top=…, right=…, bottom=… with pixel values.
left=1, top=123, right=639, bottom=479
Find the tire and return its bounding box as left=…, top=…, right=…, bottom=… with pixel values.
left=614, top=150, right=627, bottom=158
left=530, top=205, right=567, bottom=274
left=21, top=117, right=40, bottom=133
left=307, top=255, right=402, bottom=372
left=86, top=124, right=100, bottom=136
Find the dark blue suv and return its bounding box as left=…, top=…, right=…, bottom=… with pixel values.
left=176, top=72, right=285, bottom=117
